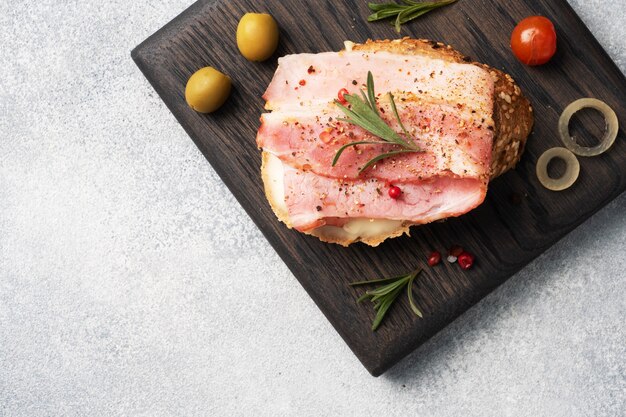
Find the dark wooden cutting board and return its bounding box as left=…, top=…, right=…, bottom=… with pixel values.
left=132, top=0, right=626, bottom=375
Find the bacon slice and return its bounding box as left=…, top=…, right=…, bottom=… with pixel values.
left=257, top=96, right=493, bottom=183
left=263, top=50, right=494, bottom=115
left=281, top=161, right=487, bottom=232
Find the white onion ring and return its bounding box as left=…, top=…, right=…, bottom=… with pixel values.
left=536, top=147, right=580, bottom=191
left=558, top=98, right=619, bottom=157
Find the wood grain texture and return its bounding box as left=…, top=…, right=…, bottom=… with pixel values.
left=132, top=0, right=626, bottom=376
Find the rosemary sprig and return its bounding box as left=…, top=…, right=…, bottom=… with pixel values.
left=368, top=0, right=459, bottom=33
left=350, top=268, right=423, bottom=331
left=333, top=71, right=420, bottom=174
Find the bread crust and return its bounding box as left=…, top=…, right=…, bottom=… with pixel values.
left=261, top=39, right=534, bottom=246
left=261, top=151, right=291, bottom=227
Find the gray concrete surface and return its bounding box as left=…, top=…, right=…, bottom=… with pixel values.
left=1, top=1, right=624, bottom=416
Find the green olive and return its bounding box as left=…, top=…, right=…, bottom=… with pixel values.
left=185, top=67, right=231, bottom=113
left=236, top=13, right=279, bottom=62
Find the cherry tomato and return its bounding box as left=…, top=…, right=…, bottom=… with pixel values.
left=510, top=16, right=557, bottom=66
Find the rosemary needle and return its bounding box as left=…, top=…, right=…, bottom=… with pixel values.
left=333, top=71, right=420, bottom=174
left=350, top=268, right=423, bottom=331
left=368, top=0, right=459, bottom=33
